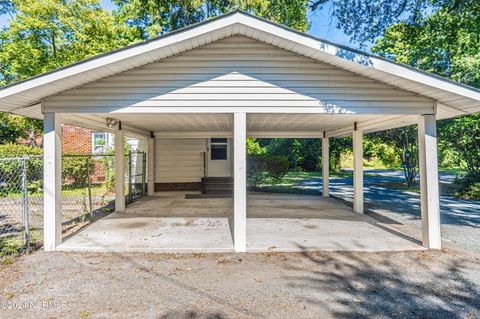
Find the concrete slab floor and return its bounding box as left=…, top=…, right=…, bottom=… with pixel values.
left=57, top=192, right=424, bottom=253
left=57, top=192, right=234, bottom=253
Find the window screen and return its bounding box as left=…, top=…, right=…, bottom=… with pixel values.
left=211, top=144, right=227, bottom=160
left=92, top=132, right=107, bottom=154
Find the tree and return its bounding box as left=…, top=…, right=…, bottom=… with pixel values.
left=329, top=137, right=351, bottom=171
left=372, top=0, right=480, bottom=87
left=0, top=0, right=138, bottom=145
left=246, top=138, right=265, bottom=155
left=0, top=113, right=43, bottom=146
left=371, top=0, right=480, bottom=194
left=310, top=0, right=471, bottom=46
left=112, top=0, right=311, bottom=39
left=0, top=0, right=136, bottom=86
left=439, top=115, right=480, bottom=177
left=370, top=127, right=419, bottom=186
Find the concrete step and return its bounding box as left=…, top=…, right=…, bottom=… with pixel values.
left=202, top=177, right=233, bottom=183
left=201, top=177, right=234, bottom=194
left=185, top=193, right=233, bottom=199
left=203, top=183, right=233, bottom=189
left=204, top=189, right=233, bottom=194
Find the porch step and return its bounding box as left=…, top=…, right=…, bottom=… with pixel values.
left=201, top=177, right=233, bottom=183
left=201, top=177, right=233, bottom=195
left=185, top=193, right=233, bottom=199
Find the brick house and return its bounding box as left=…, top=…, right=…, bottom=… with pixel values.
left=62, top=125, right=112, bottom=155
left=62, top=124, right=113, bottom=182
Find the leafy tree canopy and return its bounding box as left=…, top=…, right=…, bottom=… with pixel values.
left=371, top=0, right=480, bottom=193
left=112, top=0, right=311, bottom=39
left=0, top=113, right=42, bottom=145
left=372, top=0, right=480, bottom=87
left=310, top=0, right=471, bottom=46
left=0, top=0, right=136, bottom=86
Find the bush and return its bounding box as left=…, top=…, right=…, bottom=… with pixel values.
left=247, top=153, right=289, bottom=190
left=454, top=173, right=480, bottom=200
left=0, top=144, right=42, bottom=192
left=0, top=143, right=42, bottom=158
left=62, top=154, right=95, bottom=187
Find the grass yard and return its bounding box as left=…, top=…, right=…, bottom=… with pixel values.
left=254, top=168, right=465, bottom=197
left=1, top=183, right=112, bottom=199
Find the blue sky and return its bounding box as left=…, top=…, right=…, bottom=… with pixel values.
left=0, top=0, right=357, bottom=49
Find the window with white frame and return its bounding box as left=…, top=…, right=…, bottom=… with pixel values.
left=92, top=132, right=109, bottom=154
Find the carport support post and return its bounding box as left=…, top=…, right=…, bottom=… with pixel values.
left=233, top=112, right=247, bottom=252
left=418, top=114, right=441, bottom=249
left=353, top=126, right=364, bottom=213
left=147, top=137, right=155, bottom=196
left=43, top=112, right=62, bottom=251
left=115, top=126, right=125, bottom=212
left=322, top=132, right=329, bottom=197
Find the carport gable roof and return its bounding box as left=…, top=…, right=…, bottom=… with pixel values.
left=0, top=10, right=480, bottom=120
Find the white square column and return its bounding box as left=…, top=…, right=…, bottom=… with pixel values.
left=418, top=114, right=441, bottom=249
left=233, top=112, right=247, bottom=252
left=322, top=133, right=329, bottom=197
left=147, top=137, right=155, bottom=196
left=115, top=127, right=125, bottom=212
left=353, top=128, right=364, bottom=213
left=43, top=112, right=62, bottom=251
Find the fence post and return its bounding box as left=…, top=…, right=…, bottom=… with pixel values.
left=128, top=152, right=132, bottom=204
left=86, top=157, right=93, bottom=218
left=142, top=152, right=147, bottom=195
left=21, top=158, right=30, bottom=254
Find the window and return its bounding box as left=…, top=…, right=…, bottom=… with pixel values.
left=210, top=138, right=228, bottom=160
left=92, top=132, right=108, bottom=154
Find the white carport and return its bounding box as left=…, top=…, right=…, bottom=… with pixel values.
left=1, top=11, right=480, bottom=252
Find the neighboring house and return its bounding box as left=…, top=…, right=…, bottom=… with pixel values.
left=61, top=124, right=144, bottom=183
left=62, top=124, right=113, bottom=155
left=1, top=11, right=480, bottom=253
left=61, top=124, right=113, bottom=182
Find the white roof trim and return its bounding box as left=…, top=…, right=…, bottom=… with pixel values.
left=0, top=10, right=479, bottom=118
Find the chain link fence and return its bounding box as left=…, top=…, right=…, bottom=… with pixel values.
left=0, top=151, right=146, bottom=261
left=0, top=156, right=43, bottom=259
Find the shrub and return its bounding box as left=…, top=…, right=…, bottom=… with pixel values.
left=247, top=153, right=289, bottom=190
left=62, top=154, right=95, bottom=187
left=454, top=173, right=480, bottom=200
left=0, top=143, right=42, bottom=158
left=0, top=144, right=42, bottom=192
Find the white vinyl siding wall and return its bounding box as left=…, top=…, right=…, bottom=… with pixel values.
left=44, top=36, right=433, bottom=114
left=154, top=138, right=206, bottom=183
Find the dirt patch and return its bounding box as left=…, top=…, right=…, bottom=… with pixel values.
left=171, top=219, right=196, bottom=227
left=0, top=248, right=479, bottom=318
left=114, top=221, right=150, bottom=229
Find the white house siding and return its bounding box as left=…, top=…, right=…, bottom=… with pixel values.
left=154, top=138, right=206, bottom=183
left=44, top=36, right=433, bottom=114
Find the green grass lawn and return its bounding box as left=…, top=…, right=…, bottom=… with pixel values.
left=2, top=184, right=112, bottom=198
left=439, top=167, right=465, bottom=176
left=256, top=168, right=463, bottom=197
left=62, top=184, right=111, bottom=198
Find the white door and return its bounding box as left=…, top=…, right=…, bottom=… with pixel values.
left=207, top=138, right=231, bottom=177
